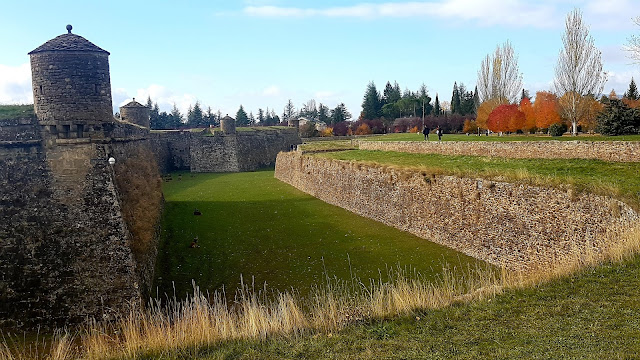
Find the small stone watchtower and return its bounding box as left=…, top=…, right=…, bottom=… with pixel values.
left=220, top=115, right=236, bottom=134
left=29, top=25, right=113, bottom=141
left=120, top=98, right=150, bottom=128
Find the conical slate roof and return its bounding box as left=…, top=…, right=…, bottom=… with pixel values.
left=28, top=26, right=109, bottom=55
left=121, top=98, right=146, bottom=108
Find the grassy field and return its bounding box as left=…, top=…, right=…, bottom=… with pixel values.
left=363, top=132, right=640, bottom=142
left=0, top=104, right=34, bottom=120
left=163, top=253, right=640, bottom=359
left=316, top=150, right=640, bottom=210
left=155, top=170, right=485, bottom=301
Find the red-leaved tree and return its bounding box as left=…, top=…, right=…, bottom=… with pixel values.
left=487, top=104, right=525, bottom=133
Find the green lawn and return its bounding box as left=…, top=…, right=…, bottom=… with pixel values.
left=0, top=104, right=34, bottom=120
left=363, top=132, right=640, bottom=142
left=155, top=170, right=484, bottom=300
left=316, top=150, right=640, bottom=210
left=171, top=255, right=640, bottom=359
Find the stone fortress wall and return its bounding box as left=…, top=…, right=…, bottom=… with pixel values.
left=358, top=140, right=640, bottom=162
left=275, top=151, right=639, bottom=271
left=0, top=26, right=301, bottom=328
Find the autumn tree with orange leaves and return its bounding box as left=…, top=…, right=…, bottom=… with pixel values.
left=519, top=97, right=536, bottom=133
left=487, top=104, right=525, bottom=133
left=533, top=91, right=562, bottom=129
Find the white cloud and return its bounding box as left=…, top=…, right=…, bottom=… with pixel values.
left=604, top=69, right=640, bottom=95
left=0, top=63, right=32, bottom=105
left=244, top=0, right=558, bottom=28
left=262, top=85, right=281, bottom=96
left=584, top=0, right=639, bottom=30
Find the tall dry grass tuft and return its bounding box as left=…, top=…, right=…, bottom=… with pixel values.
left=5, top=224, right=640, bottom=359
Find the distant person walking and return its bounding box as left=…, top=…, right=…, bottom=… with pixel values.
left=422, top=126, right=430, bottom=141
left=436, top=127, right=443, bottom=142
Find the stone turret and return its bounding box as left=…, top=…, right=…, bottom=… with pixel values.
left=120, top=98, right=150, bottom=128
left=28, top=25, right=113, bottom=142
left=220, top=114, right=236, bottom=134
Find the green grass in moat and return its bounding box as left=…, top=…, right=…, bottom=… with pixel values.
left=364, top=132, right=640, bottom=142
left=163, top=255, right=640, bottom=359
left=316, top=150, right=640, bottom=210
left=154, top=169, right=485, bottom=300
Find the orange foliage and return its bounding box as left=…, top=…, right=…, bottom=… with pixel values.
left=623, top=98, right=640, bottom=109
left=320, top=127, right=334, bottom=137
left=580, top=96, right=604, bottom=133
left=408, top=126, right=420, bottom=133
left=487, top=104, right=525, bottom=133
left=533, top=91, right=561, bottom=129
left=519, top=97, right=536, bottom=132
left=476, top=99, right=501, bottom=130
left=463, top=119, right=478, bottom=134
left=355, top=123, right=372, bottom=135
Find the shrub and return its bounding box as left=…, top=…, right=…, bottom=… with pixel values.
left=548, top=122, right=567, bottom=137
left=355, top=123, right=373, bottom=135
left=333, top=121, right=350, bottom=136
left=320, top=127, right=334, bottom=137
left=299, top=122, right=318, bottom=137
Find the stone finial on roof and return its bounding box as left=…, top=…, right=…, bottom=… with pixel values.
left=66, top=24, right=72, bottom=34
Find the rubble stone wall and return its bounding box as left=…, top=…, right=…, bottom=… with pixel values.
left=275, top=152, right=639, bottom=270
left=357, top=140, right=640, bottom=162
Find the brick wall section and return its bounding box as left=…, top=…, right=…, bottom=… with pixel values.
left=358, top=140, right=640, bottom=162
left=275, top=152, right=639, bottom=270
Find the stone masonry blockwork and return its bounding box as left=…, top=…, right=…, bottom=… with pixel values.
left=358, top=140, right=640, bottom=162
left=275, top=152, right=639, bottom=270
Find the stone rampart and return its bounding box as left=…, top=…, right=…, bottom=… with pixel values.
left=275, top=152, right=639, bottom=270
left=357, top=140, right=640, bottom=162
left=152, top=128, right=301, bottom=174
left=0, top=140, right=142, bottom=327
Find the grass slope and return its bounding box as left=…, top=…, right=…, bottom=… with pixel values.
left=177, top=255, right=640, bottom=359
left=364, top=132, right=640, bottom=142
left=156, top=170, right=484, bottom=300
left=317, top=150, right=640, bottom=210
left=0, top=104, right=34, bottom=120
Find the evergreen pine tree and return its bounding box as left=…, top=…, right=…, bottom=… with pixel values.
left=235, top=105, right=249, bottom=126
left=624, top=78, right=639, bottom=100
left=187, top=101, right=204, bottom=127
left=451, top=82, right=461, bottom=115
left=170, top=103, right=184, bottom=128
left=597, top=98, right=640, bottom=135
left=257, top=108, right=265, bottom=125
left=318, top=103, right=330, bottom=124
left=434, top=94, right=441, bottom=117
left=473, top=86, right=480, bottom=115
left=283, top=99, right=296, bottom=121
left=361, top=81, right=382, bottom=120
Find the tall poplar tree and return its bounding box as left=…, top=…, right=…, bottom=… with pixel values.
left=451, top=82, right=461, bottom=115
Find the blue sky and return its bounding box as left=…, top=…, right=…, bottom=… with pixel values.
left=1, top=0, right=639, bottom=119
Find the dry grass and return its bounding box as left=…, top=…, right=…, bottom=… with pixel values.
left=4, top=225, right=640, bottom=359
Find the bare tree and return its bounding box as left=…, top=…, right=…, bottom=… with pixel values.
left=554, top=8, right=607, bottom=136
left=477, top=41, right=523, bottom=104
left=625, top=16, right=640, bottom=63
